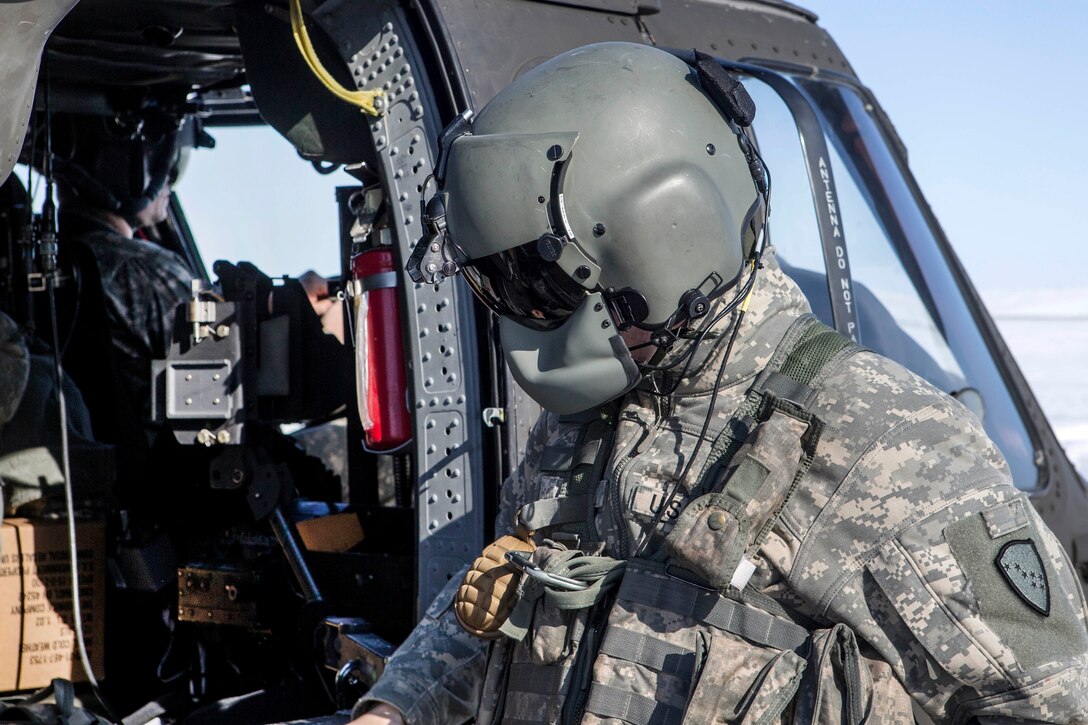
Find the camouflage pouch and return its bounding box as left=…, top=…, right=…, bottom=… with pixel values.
left=790, top=623, right=913, bottom=725
left=498, top=542, right=625, bottom=724
left=684, top=630, right=806, bottom=724
left=666, top=401, right=820, bottom=591
left=523, top=544, right=591, bottom=666
left=581, top=561, right=810, bottom=725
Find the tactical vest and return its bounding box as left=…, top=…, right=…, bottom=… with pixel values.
left=477, top=316, right=916, bottom=725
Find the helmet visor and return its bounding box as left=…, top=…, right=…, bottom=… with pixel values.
left=462, top=240, right=588, bottom=331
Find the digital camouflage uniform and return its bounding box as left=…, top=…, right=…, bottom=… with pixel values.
left=0, top=311, right=30, bottom=428
left=359, top=249, right=1088, bottom=724
left=78, top=223, right=192, bottom=421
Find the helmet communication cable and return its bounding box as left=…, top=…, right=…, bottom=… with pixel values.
left=40, top=70, right=117, bottom=720
left=630, top=272, right=756, bottom=559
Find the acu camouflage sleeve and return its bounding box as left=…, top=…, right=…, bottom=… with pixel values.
left=802, top=399, right=1088, bottom=724
left=355, top=413, right=556, bottom=724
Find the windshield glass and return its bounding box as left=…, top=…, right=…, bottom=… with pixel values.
left=745, top=77, right=1038, bottom=490
left=176, top=125, right=350, bottom=279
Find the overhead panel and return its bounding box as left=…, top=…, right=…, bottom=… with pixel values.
left=435, top=0, right=649, bottom=109
left=641, top=1, right=852, bottom=73
left=433, top=0, right=853, bottom=113
left=235, top=3, right=374, bottom=164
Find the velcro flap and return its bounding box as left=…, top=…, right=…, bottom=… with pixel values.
left=981, top=499, right=1029, bottom=539
left=664, top=493, right=747, bottom=590
left=539, top=443, right=575, bottom=472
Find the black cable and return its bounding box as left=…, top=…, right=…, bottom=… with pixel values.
left=629, top=220, right=770, bottom=556
left=47, top=279, right=118, bottom=723
left=630, top=300, right=749, bottom=559
left=58, top=263, right=81, bottom=357
left=42, top=67, right=118, bottom=722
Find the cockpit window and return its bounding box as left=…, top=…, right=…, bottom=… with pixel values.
left=745, top=77, right=1039, bottom=490
left=176, top=125, right=349, bottom=279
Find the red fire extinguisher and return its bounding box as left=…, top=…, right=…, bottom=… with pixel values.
left=351, top=247, right=411, bottom=451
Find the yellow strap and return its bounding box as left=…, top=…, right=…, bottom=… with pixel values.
left=288, top=0, right=384, bottom=116
left=740, top=260, right=757, bottom=313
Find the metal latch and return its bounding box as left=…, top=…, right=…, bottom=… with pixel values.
left=483, top=407, right=506, bottom=427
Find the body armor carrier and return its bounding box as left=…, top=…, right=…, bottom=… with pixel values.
left=465, top=316, right=916, bottom=723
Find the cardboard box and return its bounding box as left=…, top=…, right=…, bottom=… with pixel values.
left=0, top=518, right=106, bottom=692
left=296, top=512, right=364, bottom=553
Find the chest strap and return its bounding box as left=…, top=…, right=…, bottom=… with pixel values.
left=518, top=495, right=592, bottom=532
left=516, top=403, right=620, bottom=540
left=621, top=564, right=810, bottom=654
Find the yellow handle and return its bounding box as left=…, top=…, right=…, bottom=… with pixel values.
left=288, top=0, right=384, bottom=116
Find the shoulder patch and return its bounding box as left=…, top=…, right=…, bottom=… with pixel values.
left=996, top=539, right=1050, bottom=616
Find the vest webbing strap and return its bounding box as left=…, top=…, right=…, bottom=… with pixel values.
left=693, top=314, right=861, bottom=499
left=517, top=404, right=619, bottom=540
left=518, top=495, right=592, bottom=531
left=506, top=661, right=570, bottom=695
left=584, top=683, right=684, bottom=725
left=622, top=566, right=809, bottom=654
left=597, top=626, right=696, bottom=679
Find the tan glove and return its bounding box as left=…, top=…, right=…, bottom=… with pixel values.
left=454, top=534, right=534, bottom=639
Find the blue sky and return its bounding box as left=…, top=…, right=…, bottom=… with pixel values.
left=800, top=1, right=1088, bottom=302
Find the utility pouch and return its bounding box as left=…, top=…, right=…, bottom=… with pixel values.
left=498, top=542, right=625, bottom=724
left=790, top=623, right=914, bottom=725
left=684, top=632, right=806, bottom=725
left=519, top=544, right=592, bottom=666
left=454, top=534, right=535, bottom=639
left=581, top=561, right=810, bottom=725
left=666, top=401, right=820, bottom=591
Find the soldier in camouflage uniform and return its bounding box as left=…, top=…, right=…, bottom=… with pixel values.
left=353, top=43, right=1088, bottom=724
left=55, top=111, right=193, bottom=423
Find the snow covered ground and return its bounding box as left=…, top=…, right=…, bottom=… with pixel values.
left=987, top=288, right=1088, bottom=478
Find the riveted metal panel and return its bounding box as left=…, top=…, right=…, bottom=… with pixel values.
left=436, top=0, right=649, bottom=109
left=430, top=0, right=853, bottom=112
left=314, top=0, right=485, bottom=614
left=640, top=0, right=853, bottom=75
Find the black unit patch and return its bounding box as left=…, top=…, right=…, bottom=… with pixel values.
left=996, top=539, right=1050, bottom=616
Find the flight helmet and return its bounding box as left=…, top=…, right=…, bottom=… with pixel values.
left=410, top=42, right=767, bottom=414
left=53, top=108, right=181, bottom=225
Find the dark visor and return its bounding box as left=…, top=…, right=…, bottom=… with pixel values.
left=462, top=240, right=589, bottom=331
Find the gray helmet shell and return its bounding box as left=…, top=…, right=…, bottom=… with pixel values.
left=443, top=42, right=759, bottom=327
